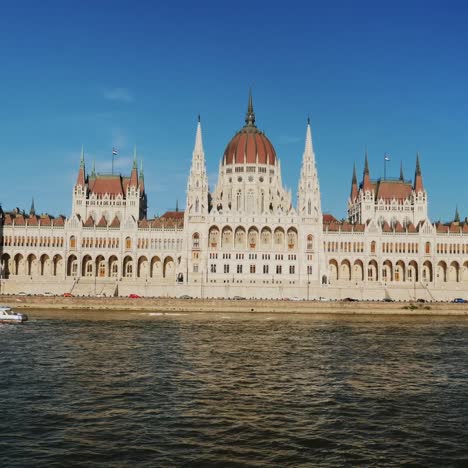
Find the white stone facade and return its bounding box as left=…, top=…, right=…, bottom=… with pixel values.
left=1, top=97, right=467, bottom=301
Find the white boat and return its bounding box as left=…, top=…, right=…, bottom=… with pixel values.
left=0, top=306, right=28, bottom=324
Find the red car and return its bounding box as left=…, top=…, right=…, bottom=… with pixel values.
left=63, top=292, right=74, bottom=297
left=128, top=294, right=141, bottom=299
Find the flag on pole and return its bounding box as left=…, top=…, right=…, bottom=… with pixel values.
left=112, top=147, right=118, bottom=156
left=384, top=153, right=390, bottom=161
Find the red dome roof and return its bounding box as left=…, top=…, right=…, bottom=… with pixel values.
left=223, top=127, right=276, bottom=166
left=222, top=91, right=277, bottom=166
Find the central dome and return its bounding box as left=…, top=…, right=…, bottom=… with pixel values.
left=222, top=93, right=277, bottom=166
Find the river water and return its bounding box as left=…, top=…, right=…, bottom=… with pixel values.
left=1, top=310, right=467, bottom=467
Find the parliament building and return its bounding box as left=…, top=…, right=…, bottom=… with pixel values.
left=1, top=94, right=467, bottom=301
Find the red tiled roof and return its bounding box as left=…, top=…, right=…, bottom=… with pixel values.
left=88, top=176, right=127, bottom=198
left=84, top=216, right=94, bottom=227
left=54, top=216, right=65, bottom=226
left=161, top=211, right=184, bottom=220
left=97, top=216, right=107, bottom=228
left=374, top=180, right=413, bottom=201
left=109, top=216, right=120, bottom=228
left=323, top=214, right=338, bottom=224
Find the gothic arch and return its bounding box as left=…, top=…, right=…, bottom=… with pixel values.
left=436, top=261, right=447, bottom=283
left=67, top=254, right=78, bottom=277
left=449, top=261, right=459, bottom=282
left=422, top=260, right=433, bottom=283
left=163, top=256, right=174, bottom=279
left=151, top=256, right=162, bottom=278
left=137, top=256, right=149, bottom=279
left=329, top=259, right=339, bottom=281
left=340, top=259, right=351, bottom=281
left=353, top=259, right=364, bottom=281
left=382, top=260, right=393, bottom=282
left=368, top=260, right=378, bottom=281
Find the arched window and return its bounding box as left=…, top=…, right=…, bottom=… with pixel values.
left=371, top=241, right=376, bottom=253
left=195, top=197, right=199, bottom=212
left=307, top=235, right=313, bottom=250
left=425, top=242, right=431, bottom=254
left=261, top=191, right=265, bottom=213
left=125, top=237, right=132, bottom=249
left=70, top=236, right=76, bottom=249
left=236, top=190, right=242, bottom=211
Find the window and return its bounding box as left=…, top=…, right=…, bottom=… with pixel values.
left=210, top=264, right=216, bottom=273
left=307, top=265, right=312, bottom=275
left=237, top=264, right=243, bottom=274
left=289, top=265, right=295, bottom=274
left=263, top=265, right=269, bottom=274
left=276, top=265, right=282, bottom=274
left=192, top=232, right=200, bottom=249
left=125, top=237, right=132, bottom=249
left=70, top=236, right=76, bottom=249
left=250, top=264, right=256, bottom=274
left=224, top=264, right=230, bottom=274
left=193, top=264, right=199, bottom=273
left=307, top=235, right=313, bottom=250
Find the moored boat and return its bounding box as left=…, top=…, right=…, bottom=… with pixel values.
left=0, top=306, right=28, bottom=324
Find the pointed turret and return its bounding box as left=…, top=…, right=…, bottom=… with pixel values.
left=130, top=145, right=139, bottom=187
left=454, top=205, right=460, bottom=223
left=297, top=117, right=322, bottom=221
left=186, top=116, right=208, bottom=215
left=350, top=163, right=358, bottom=201
left=244, top=88, right=256, bottom=127
left=414, top=152, right=424, bottom=192
left=399, top=161, right=404, bottom=181
left=76, top=145, right=86, bottom=186
left=362, top=151, right=372, bottom=191
left=29, top=197, right=35, bottom=216
left=138, top=159, right=145, bottom=192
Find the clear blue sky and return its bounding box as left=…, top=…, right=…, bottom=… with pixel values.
left=1, top=0, right=467, bottom=222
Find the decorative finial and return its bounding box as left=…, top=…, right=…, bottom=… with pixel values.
left=176, top=199, right=179, bottom=212
left=198, top=114, right=201, bottom=123
left=91, top=160, right=96, bottom=176
left=245, top=87, right=256, bottom=127
left=80, top=145, right=85, bottom=167
left=307, top=115, right=310, bottom=125
left=400, top=161, right=404, bottom=181
left=455, top=205, right=460, bottom=223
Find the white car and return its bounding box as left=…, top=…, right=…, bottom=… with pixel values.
left=42, top=292, right=55, bottom=297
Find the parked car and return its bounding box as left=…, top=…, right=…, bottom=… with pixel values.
left=63, top=292, right=74, bottom=297
left=179, top=294, right=193, bottom=299
left=128, top=294, right=141, bottom=299
left=452, top=298, right=467, bottom=303
left=233, top=296, right=246, bottom=300
left=17, top=292, right=28, bottom=296
left=42, top=292, right=55, bottom=297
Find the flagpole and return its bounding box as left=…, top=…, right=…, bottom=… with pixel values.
left=112, top=151, right=114, bottom=175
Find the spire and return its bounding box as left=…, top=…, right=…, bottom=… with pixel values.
left=30, top=197, right=35, bottom=216
left=133, top=145, right=138, bottom=169
left=362, top=150, right=372, bottom=191
left=194, top=116, right=204, bottom=154
left=76, top=146, right=86, bottom=186
left=414, top=152, right=424, bottom=192
left=139, top=159, right=144, bottom=178
left=364, top=150, right=369, bottom=175
left=454, top=205, right=460, bottom=223
left=351, top=162, right=358, bottom=201
left=244, top=88, right=256, bottom=127
left=399, top=161, right=404, bottom=181
left=304, top=116, right=314, bottom=156
left=176, top=199, right=179, bottom=212
left=91, top=160, right=96, bottom=177
left=129, top=145, right=139, bottom=187
left=297, top=118, right=322, bottom=221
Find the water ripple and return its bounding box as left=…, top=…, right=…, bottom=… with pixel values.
left=0, top=313, right=467, bottom=467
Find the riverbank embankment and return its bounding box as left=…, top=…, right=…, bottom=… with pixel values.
left=4, top=295, right=468, bottom=316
